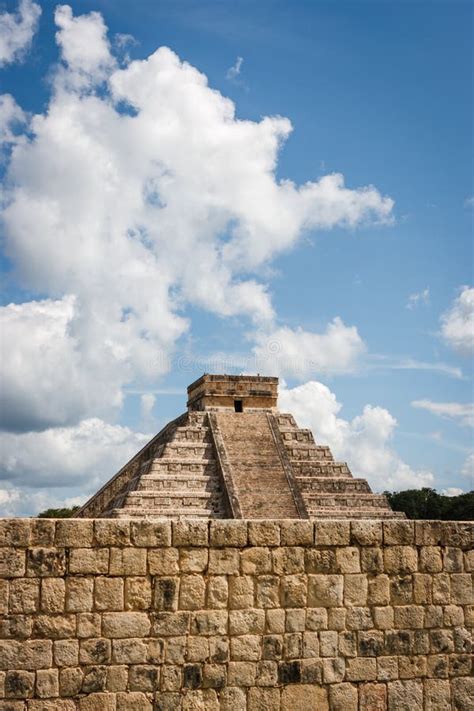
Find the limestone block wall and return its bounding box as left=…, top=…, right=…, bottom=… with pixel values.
left=0, top=518, right=472, bottom=711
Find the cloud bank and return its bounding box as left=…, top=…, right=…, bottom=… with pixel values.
left=440, top=286, right=474, bottom=356
left=0, top=0, right=41, bottom=66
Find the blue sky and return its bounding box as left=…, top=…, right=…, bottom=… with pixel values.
left=0, top=0, right=472, bottom=515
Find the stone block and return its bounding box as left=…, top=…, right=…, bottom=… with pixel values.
left=368, top=575, right=390, bottom=605
left=328, top=606, right=346, bottom=630
left=35, top=669, right=59, bottom=698
left=179, top=548, right=208, bottom=573
left=398, top=655, right=426, bottom=678
left=95, top=577, right=124, bottom=611
left=424, top=679, right=451, bottom=710
left=227, top=661, right=256, bottom=686
left=77, top=613, right=101, bottom=638
left=320, top=630, right=338, bottom=657
left=102, top=612, right=151, bottom=638
left=351, top=521, right=383, bottom=546
left=281, top=684, right=328, bottom=710
left=247, top=687, right=280, bottom=710
left=358, top=630, right=384, bottom=657
left=219, top=686, right=247, bottom=711
left=229, top=576, right=254, bottom=609
left=452, top=677, right=474, bottom=710
left=210, top=521, right=247, bottom=547
left=116, top=691, right=152, bottom=711
left=8, top=579, right=39, bottom=614
left=32, top=614, right=76, bottom=639
left=202, top=663, right=226, bottom=689
left=383, top=520, right=414, bottom=545
left=206, top=576, right=228, bottom=609
left=450, top=574, right=472, bottom=604
left=30, top=520, right=55, bottom=547
left=443, top=547, right=464, bottom=572
left=56, top=520, right=93, bottom=548
left=307, top=574, right=343, bottom=607
left=148, top=548, right=179, bottom=575
left=266, top=609, right=285, bottom=634
left=336, top=547, right=360, bottom=573
left=160, top=665, right=181, bottom=692
left=359, top=682, right=387, bottom=710
left=78, top=692, right=116, bottom=711
left=153, top=578, right=179, bottom=612
left=109, top=548, right=146, bottom=576
left=345, top=657, right=377, bottom=681
left=65, top=576, right=94, bottom=612
left=230, top=636, right=261, bottom=661
left=40, top=577, right=65, bottom=613
left=0, top=520, right=30, bottom=547
left=80, top=638, right=112, bottom=665
left=59, top=666, right=83, bottom=696
left=393, top=605, right=425, bottom=629
left=106, top=665, right=128, bottom=692
left=248, top=522, right=280, bottom=547
left=322, top=657, right=345, bottom=684
left=191, top=610, right=227, bottom=636
left=152, top=612, right=189, bottom=637
left=112, top=639, right=147, bottom=665
left=305, top=607, right=328, bottom=630
left=373, top=606, right=394, bottom=630
left=419, top=546, right=443, bottom=573
left=280, top=520, right=313, bottom=546
left=384, top=546, right=418, bottom=574
left=188, top=636, right=209, bottom=662
left=125, top=577, right=152, bottom=610
left=29, top=701, right=76, bottom=710
left=179, top=574, right=206, bottom=610
left=94, top=520, right=130, bottom=546
left=69, top=548, right=108, bottom=575
left=54, top=640, right=79, bottom=667
left=240, top=548, right=271, bottom=575
left=208, top=548, right=239, bottom=575
left=285, top=609, right=305, bottom=632
left=377, top=656, right=398, bottom=681
left=272, top=547, right=304, bottom=575
left=314, top=521, right=350, bottom=546
left=361, top=547, right=384, bottom=574
left=387, top=680, right=422, bottom=711
left=280, top=574, right=307, bottom=608
left=172, top=521, right=208, bottom=547
left=229, top=610, right=265, bottom=636
left=129, top=665, right=160, bottom=692
left=5, top=670, right=35, bottom=698
left=305, top=548, right=337, bottom=574
left=344, top=574, right=368, bottom=606
left=130, top=521, right=171, bottom=547
left=329, top=683, right=358, bottom=711
left=0, top=549, right=25, bottom=577
left=0, top=580, right=8, bottom=614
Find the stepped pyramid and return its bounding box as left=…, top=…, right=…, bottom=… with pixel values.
left=76, top=374, right=404, bottom=520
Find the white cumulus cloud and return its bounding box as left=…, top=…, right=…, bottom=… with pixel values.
left=252, top=318, right=366, bottom=379
left=411, top=399, right=474, bottom=428
left=0, top=0, right=41, bottom=66
left=406, top=287, right=429, bottom=310
left=280, top=380, right=434, bottom=492
left=1, top=5, right=394, bottom=434
left=440, top=286, right=474, bottom=356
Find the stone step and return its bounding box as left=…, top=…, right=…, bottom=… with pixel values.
left=137, top=474, right=220, bottom=492
left=146, top=459, right=217, bottom=473
left=110, top=507, right=221, bottom=519
left=279, top=428, right=315, bottom=444
left=307, top=508, right=406, bottom=519
left=296, top=477, right=371, bottom=493
left=290, top=461, right=349, bottom=477
left=304, top=493, right=391, bottom=509
left=158, top=442, right=215, bottom=460
left=172, top=427, right=213, bottom=443
left=286, top=445, right=335, bottom=461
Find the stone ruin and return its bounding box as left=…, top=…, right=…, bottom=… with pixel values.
left=76, top=374, right=403, bottom=520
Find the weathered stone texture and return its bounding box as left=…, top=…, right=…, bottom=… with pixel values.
left=0, top=518, right=471, bottom=708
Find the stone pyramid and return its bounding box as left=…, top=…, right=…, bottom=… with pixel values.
left=76, top=374, right=404, bottom=520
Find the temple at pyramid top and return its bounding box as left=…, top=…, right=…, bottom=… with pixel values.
left=76, top=374, right=404, bottom=520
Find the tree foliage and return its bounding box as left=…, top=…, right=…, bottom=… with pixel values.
left=386, top=488, right=474, bottom=520
left=38, top=506, right=80, bottom=518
